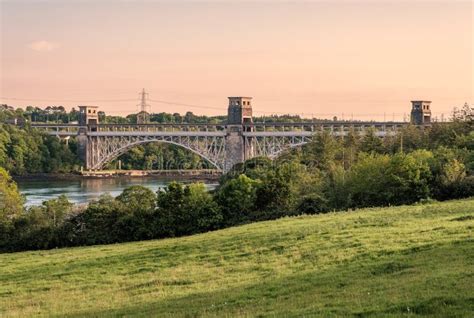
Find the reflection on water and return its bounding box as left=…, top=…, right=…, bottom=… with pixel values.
left=17, top=178, right=217, bottom=207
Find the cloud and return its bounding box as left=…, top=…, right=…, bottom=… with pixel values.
left=28, top=40, right=60, bottom=52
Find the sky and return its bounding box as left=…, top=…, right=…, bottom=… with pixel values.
left=1, top=0, right=472, bottom=120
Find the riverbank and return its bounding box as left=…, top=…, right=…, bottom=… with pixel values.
left=80, top=169, right=222, bottom=181
left=13, top=169, right=222, bottom=182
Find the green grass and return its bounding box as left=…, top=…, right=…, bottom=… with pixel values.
left=1, top=199, right=473, bottom=317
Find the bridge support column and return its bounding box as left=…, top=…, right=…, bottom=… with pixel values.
left=77, top=134, right=90, bottom=170
left=225, top=96, right=254, bottom=171
left=225, top=126, right=245, bottom=171
left=77, top=106, right=99, bottom=170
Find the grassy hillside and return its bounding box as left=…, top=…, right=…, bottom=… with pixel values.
left=1, top=199, right=473, bottom=317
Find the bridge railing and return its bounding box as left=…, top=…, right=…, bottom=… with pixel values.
left=92, top=123, right=227, bottom=133
left=245, top=121, right=407, bottom=133
left=30, top=123, right=228, bottom=135
left=30, top=124, right=81, bottom=135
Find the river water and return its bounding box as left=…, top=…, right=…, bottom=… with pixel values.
left=16, top=178, right=218, bottom=207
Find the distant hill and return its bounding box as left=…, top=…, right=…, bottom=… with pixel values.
left=1, top=198, right=473, bottom=317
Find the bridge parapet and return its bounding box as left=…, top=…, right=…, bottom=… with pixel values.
left=92, top=123, right=227, bottom=133
left=244, top=122, right=408, bottom=135
left=30, top=124, right=82, bottom=136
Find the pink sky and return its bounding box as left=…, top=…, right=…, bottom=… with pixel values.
left=1, top=0, right=472, bottom=121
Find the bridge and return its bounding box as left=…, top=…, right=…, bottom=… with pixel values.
left=29, top=97, right=432, bottom=172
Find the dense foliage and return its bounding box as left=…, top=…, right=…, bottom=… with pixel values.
left=0, top=124, right=79, bottom=175
left=0, top=168, right=23, bottom=219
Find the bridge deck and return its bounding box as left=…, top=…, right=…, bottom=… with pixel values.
left=29, top=121, right=411, bottom=137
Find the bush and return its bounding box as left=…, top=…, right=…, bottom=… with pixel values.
left=347, top=152, right=432, bottom=208
left=64, top=194, right=128, bottom=246
left=215, top=174, right=261, bottom=226
left=156, top=182, right=222, bottom=237
left=296, top=194, right=329, bottom=214
left=433, top=176, right=474, bottom=201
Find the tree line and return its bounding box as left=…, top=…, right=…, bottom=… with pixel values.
left=0, top=106, right=472, bottom=252
left=0, top=124, right=79, bottom=175
left=1, top=103, right=329, bottom=125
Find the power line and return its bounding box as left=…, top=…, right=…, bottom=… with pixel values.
left=148, top=98, right=226, bottom=111
left=0, top=97, right=136, bottom=103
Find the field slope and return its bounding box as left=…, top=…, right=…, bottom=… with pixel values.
left=1, top=199, right=473, bottom=317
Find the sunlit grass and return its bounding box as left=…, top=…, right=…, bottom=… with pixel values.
left=1, top=198, right=473, bottom=317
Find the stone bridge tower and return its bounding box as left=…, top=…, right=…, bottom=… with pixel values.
left=77, top=106, right=99, bottom=168
left=410, top=101, right=432, bottom=125
left=78, top=105, right=99, bottom=126
left=225, top=97, right=254, bottom=171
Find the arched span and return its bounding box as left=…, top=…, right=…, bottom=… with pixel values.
left=266, top=141, right=309, bottom=159
left=93, top=139, right=223, bottom=171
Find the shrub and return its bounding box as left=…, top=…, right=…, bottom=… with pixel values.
left=296, top=194, right=329, bottom=214
left=215, top=174, right=261, bottom=226
left=156, top=182, right=222, bottom=237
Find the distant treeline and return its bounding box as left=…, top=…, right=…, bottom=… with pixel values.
left=0, top=105, right=472, bottom=252
left=0, top=124, right=80, bottom=175
left=1, top=103, right=314, bottom=124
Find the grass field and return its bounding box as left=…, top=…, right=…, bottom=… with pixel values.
left=1, top=199, right=473, bottom=317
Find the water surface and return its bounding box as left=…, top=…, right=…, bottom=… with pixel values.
left=17, top=178, right=217, bottom=206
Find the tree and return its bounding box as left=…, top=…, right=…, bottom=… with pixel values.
left=0, top=167, right=23, bottom=220
left=156, top=182, right=222, bottom=237
left=0, top=167, right=23, bottom=250
left=7, top=195, right=73, bottom=251
left=114, top=185, right=157, bottom=240
left=323, top=164, right=350, bottom=210
left=215, top=174, right=261, bottom=225
left=440, top=159, right=466, bottom=185
left=359, top=128, right=384, bottom=154
left=254, top=161, right=312, bottom=219
left=303, top=131, right=342, bottom=170
left=116, top=185, right=156, bottom=213
left=0, top=126, right=11, bottom=168
left=384, top=151, right=431, bottom=205
left=347, top=153, right=391, bottom=207
left=66, top=194, right=127, bottom=245
left=347, top=151, right=433, bottom=207
left=384, top=125, right=426, bottom=154
left=344, top=128, right=360, bottom=168
left=185, top=183, right=222, bottom=231
left=43, top=194, right=73, bottom=228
